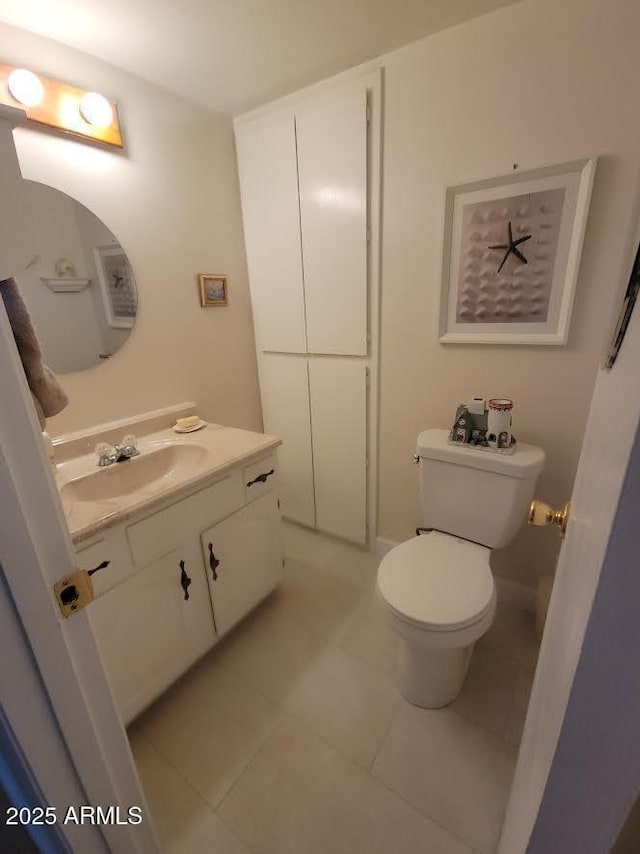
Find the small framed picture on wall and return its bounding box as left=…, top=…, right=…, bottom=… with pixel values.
left=198, top=273, right=228, bottom=307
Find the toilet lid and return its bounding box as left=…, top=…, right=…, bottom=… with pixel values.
left=377, top=531, right=495, bottom=631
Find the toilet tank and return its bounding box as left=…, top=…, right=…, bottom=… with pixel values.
left=417, top=429, right=545, bottom=549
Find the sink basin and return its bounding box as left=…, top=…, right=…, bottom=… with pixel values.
left=60, top=442, right=208, bottom=503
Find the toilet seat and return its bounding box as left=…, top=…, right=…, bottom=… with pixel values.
left=377, top=531, right=495, bottom=632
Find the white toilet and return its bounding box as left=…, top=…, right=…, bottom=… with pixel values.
left=377, top=428, right=545, bottom=708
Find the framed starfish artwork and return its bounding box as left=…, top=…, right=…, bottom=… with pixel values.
left=439, top=158, right=596, bottom=344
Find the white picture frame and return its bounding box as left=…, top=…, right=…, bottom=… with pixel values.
left=439, top=158, right=596, bottom=345
left=94, top=245, right=137, bottom=329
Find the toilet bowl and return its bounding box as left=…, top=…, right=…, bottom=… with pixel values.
left=378, top=531, right=496, bottom=707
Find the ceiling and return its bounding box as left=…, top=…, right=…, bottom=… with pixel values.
left=0, top=0, right=517, bottom=115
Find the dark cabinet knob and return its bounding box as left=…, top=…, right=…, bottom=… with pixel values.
left=179, top=559, right=191, bottom=600
left=208, top=542, right=220, bottom=581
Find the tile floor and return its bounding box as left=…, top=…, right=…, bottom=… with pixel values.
left=128, top=522, right=540, bottom=854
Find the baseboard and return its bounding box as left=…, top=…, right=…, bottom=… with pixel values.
left=376, top=535, right=537, bottom=612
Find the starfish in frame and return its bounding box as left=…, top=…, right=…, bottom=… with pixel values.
left=488, top=221, right=532, bottom=273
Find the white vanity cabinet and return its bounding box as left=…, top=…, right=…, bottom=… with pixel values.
left=80, top=452, right=283, bottom=724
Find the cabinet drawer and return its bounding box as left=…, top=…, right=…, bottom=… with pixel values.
left=127, top=472, right=244, bottom=567
left=243, top=454, right=277, bottom=503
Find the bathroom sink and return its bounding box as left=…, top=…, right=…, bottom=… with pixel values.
left=60, top=442, right=208, bottom=503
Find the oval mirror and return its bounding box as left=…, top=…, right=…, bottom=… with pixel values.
left=19, top=180, right=137, bottom=373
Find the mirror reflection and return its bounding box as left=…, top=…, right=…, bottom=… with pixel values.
left=19, top=180, right=137, bottom=373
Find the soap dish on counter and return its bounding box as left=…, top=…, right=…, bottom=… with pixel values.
left=173, top=419, right=207, bottom=434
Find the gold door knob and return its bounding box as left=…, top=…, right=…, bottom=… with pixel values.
left=528, top=500, right=570, bottom=537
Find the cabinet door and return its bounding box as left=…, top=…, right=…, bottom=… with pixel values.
left=201, top=494, right=283, bottom=638
left=309, top=358, right=367, bottom=544
left=88, top=547, right=207, bottom=724
left=258, top=353, right=315, bottom=527
left=296, top=85, right=368, bottom=355
left=235, top=113, right=307, bottom=353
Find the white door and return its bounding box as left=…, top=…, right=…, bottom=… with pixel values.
left=201, top=494, right=283, bottom=637
left=235, top=112, right=307, bottom=353
left=0, top=106, right=156, bottom=852
left=258, top=352, right=316, bottom=527
left=499, top=234, right=640, bottom=851
left=308, top=357, right=368, bottom=543
left=296, top=84, right=368, bottom=355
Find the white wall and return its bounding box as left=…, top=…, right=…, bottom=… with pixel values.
left=377, top=0, right=640, bottom=588
left=1, top=22, right=262, bottom=435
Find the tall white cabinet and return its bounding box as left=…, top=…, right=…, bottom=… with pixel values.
left=235, top=71, right=380, bottom=545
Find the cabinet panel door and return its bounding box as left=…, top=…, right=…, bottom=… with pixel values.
left=235, top=114, right=307, bottom=353
left=89, top=547, right=195, bottom=724
left=258, top=353, right=315, bottom=527
left=201, top=494, right=283, bottom=638
left=296, top=86, right=368, bottom=355
left=309, top=358, right=367, bottom=544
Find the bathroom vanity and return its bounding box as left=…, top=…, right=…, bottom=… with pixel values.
left=55, top=405, right=283, bottom=724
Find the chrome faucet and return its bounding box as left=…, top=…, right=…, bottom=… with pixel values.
left=95, top=435, right=140, bottom=467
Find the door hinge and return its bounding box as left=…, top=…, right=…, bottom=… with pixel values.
left=366, top=101, right=371, bottom=124
left=54, top=570, right=95, bottom=618
left=365, top=367, right=371, bottom=387
left=366, top=226, right=371, bottom=244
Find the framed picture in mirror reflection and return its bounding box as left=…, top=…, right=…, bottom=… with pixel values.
left=94, top=245, right=137, bottom=329
left=198, top=273, right=228, bottom=307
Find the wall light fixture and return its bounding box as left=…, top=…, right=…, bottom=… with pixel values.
left=7, top=68, right=44, bottom=107
left=1, top=63, right=123, bottom=149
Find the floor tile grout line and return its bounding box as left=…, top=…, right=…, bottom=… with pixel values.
left=219, top=704, right=477, bottom=854
left=213, top=806, right=261, bottom=854
left=140, top=706, right=284, bottom=812
left=366, top=689, right=405, bottom=774
left=368, top=753, right=478, bottom=853
left=132, top=728, right=261, bottom=854
left=215, top=711, right=298, bottom=832
left=368, top=705, right=512, bottom=851
left=448, top=705, right=520, bottom=752
left=134, top=663, right=286, bottom=812
left=130, top=729, right=219, bottom=818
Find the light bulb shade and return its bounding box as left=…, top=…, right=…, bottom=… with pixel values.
left=79, top=92, right=113, bottom=128
left=8, top=68, right=44, bottom=107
